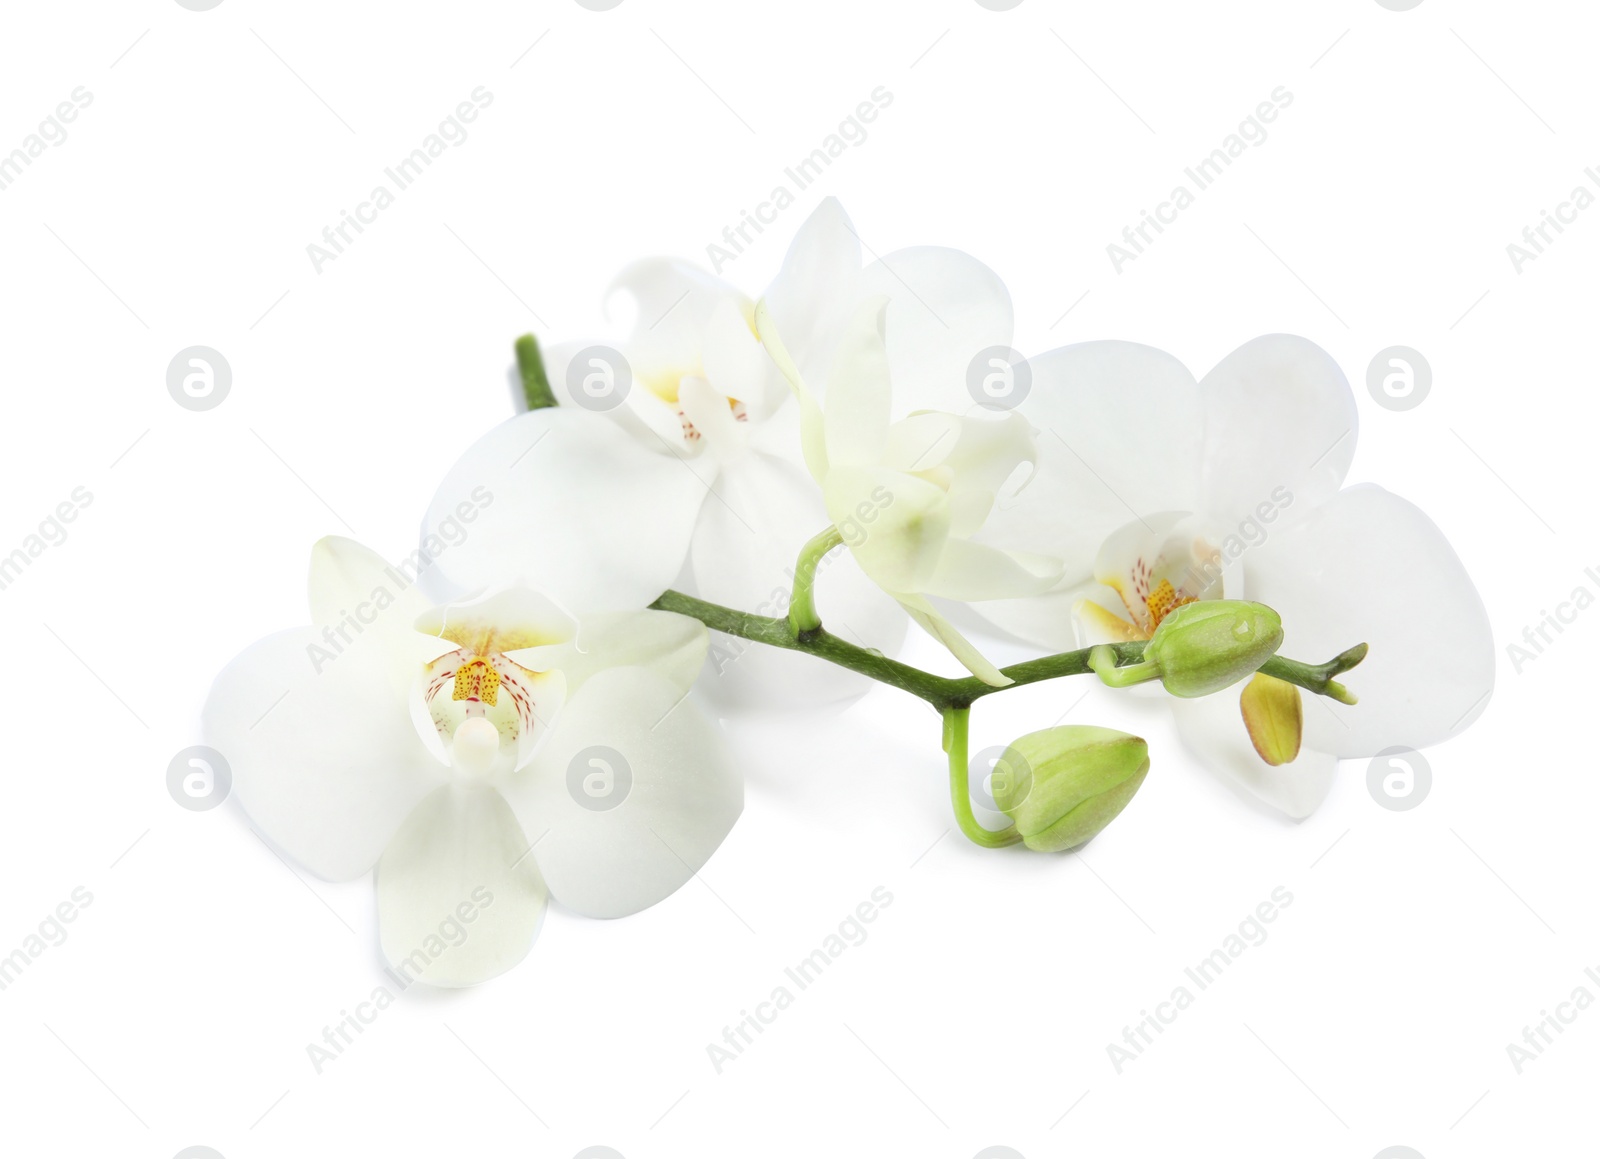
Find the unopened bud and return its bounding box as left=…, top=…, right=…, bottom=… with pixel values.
left=1239, top=672, right=1302, bottom=766
left=1143, top=600, right=1283, bottom=697
left=993, top=725, right=1149, bottom=852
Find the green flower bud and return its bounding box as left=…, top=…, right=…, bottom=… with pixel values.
left=993, top=726, right=1149, bottom=852
left=1239, top=672, right=1302, bottom=765
left=1143, top=600, right=1283, bottom=698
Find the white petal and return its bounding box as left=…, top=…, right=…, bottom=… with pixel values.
left=507, top=666, right=742, bottom=918
left=376, top=785, right=547, bottom=987
left=977, top=340, right=1203, bottom=585
left=540, top=339, right=682, bottom=449
left=746, top=394, right=807, bottom=465
left=826, top=466, right=951, bottom=594
left=422, top=408, right=704, bottom=614
left=309, top=536, right=430, bottom=632
left=966, top=347, right=1199, bottom=652
left=308, top=537, right=456, bottom=693
left=203, top=628, right=446, bottom=881
left=962, top=583, right=1100, bottom=653
left=1170, top=690, right=1339, bottom=819
left=938, top=412, right=1038, bottom=538
left=1244, top=485, right=1493, bottom=757
left=924, top=538, right=1062, bottom=601
left=823, top=297, right=893, bottom=469
left=761, top=196, right=862, bottom=389
left=1197, top=335, right=1357, bottom=527
left=607, top=258, right=740, bottom=374
left=854, top=246, right=1013, bottom=416
left=883, top=412, right=965, bottom=475
left=898, top=592, right=1011, bottom=686
left=509, top=609, right=707, bottom=696
left=415, top=587, right=576, bottom=654
left=755, top=298, right=830, bottom=482
left=679, top=375, right=748, bottom=460
left=701, top=297, right=788, bottom=420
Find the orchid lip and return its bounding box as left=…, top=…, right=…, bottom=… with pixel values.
left=422, top=647, right=547, bottom=778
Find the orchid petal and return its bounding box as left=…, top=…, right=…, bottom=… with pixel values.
left=938, top=412, right=1038, bottom=538
left=823, top=297, right=893, bottom=469
left=606, top=257, right=740, bottom=376
left=966, top=579, right=1107, bottom=652
left=924, top=538, right=1062, bottom=602
left=702, top=297, right=788, bottom=421
left=415, top=588, right=576, bottom=655
left=755, top=298, right=830, bottom=482
left=897, top=593, right=1012, bottom=686
left=376, top=785, right=547, bottom=987
left=855, top=246, right=1013, bottom=416
left=762, top=196, right=862, bottom=390
left=1197, top=335, right=1357, bottom=528
left=508, top=610, right=707, bottom=696
left=309, top=536, right=430, bottom=635
left=308, top=537, right=456, bottom=693
left=203, top=628, right=446, bottom=881
left=976, top=341, right=1203, bottom=593
left=539, top=339, right=684, bottom=449
left=679, top=375, right=748, bottom=460
left=507, top=666, right=742, bottom=918
left=1244, top=485, right=1493, bottom=757
left=825, top=466, right=950, bottom=594
left=422, top=408, right=703, bottom=613
left=883, top=412, right=965, bottom=475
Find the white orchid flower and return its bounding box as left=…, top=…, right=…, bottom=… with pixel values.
left=204, top=537, right=739, bottom=987
left=494, top=199, right=1022, bottom=710
left=967, top=335, right=1493, bottom=817
left=756, top=294, right=1063, bottom=686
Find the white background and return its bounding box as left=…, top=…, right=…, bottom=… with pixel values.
left=0, top=1, right=1594, bottom=1157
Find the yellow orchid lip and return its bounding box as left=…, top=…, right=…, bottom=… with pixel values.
left=452, top=657, right=501, bottom=706
left=1091, top=573, right=1201, bottom=642
left=1078, top=597, right=1146, bottom=642
left=1144, top=577, right=1197, bottom=632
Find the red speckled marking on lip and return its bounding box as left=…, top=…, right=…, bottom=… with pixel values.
left=1144, top=577, right=1196, bottom=631
left=452, top=658, right=500, bottom=705
left=676, top=397, right=750, bottom=443
left=424, top=649, right=541, bottom=751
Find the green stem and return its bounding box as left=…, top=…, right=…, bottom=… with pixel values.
left=650, top=588, right=1362, bottom=711
left=787, top=526, right=844, bottom=637
left=1257, top=643, right=1368, bottom=705
left=1087, top=644, right=1161, bottom=688
left=515, top=334, right=558, bottom=411
left=655, top=587, right=967, bottom=705
left=943, top=706, right=1023, bottom=848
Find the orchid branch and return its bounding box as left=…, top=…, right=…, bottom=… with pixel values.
left=648, top=588, right=1365, bottom=712
left=515, top=334, right=558, bottom=411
